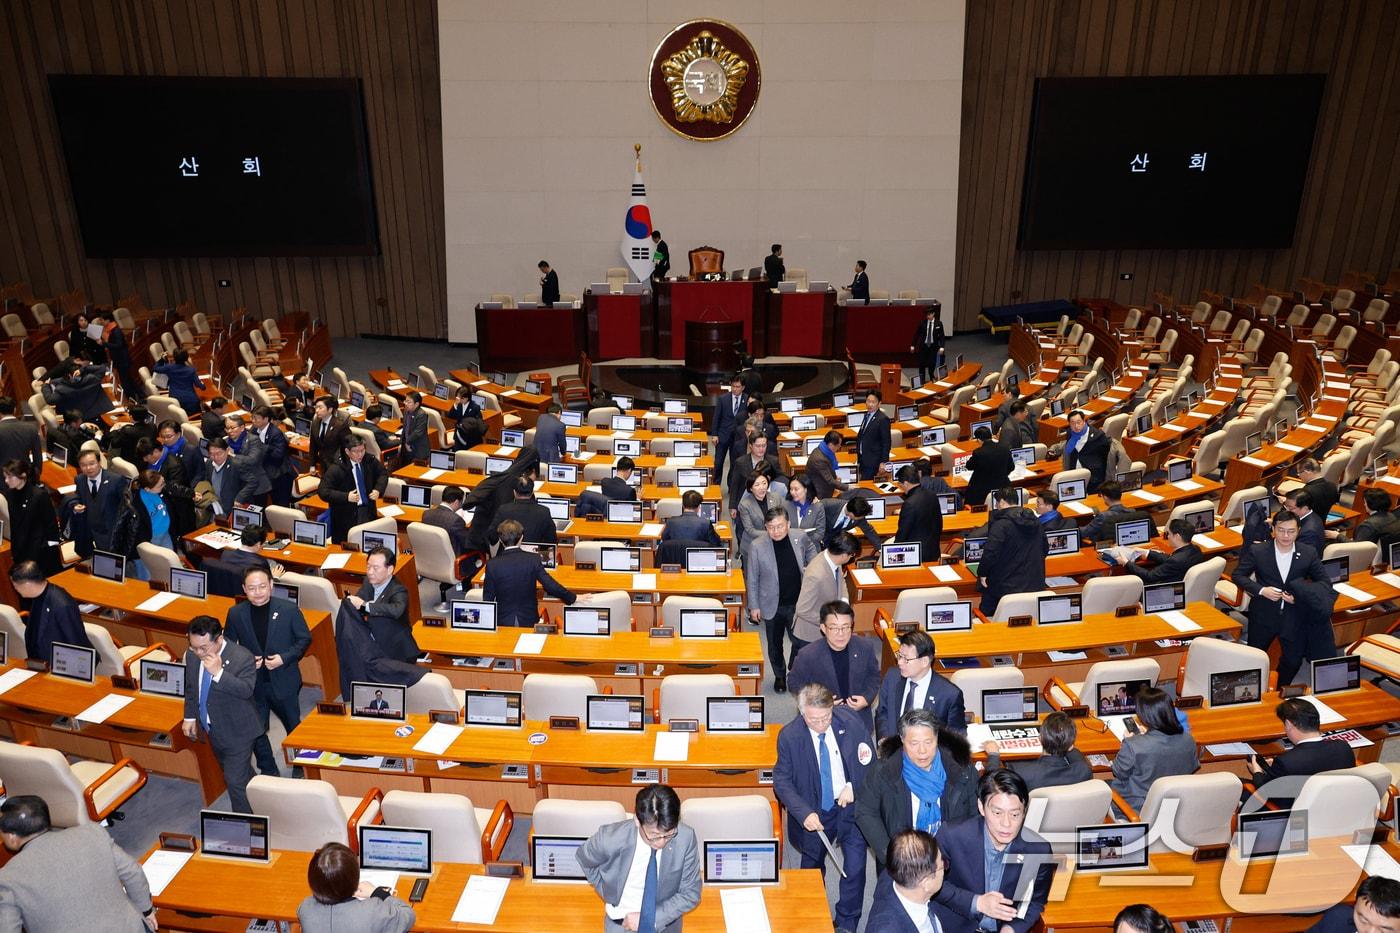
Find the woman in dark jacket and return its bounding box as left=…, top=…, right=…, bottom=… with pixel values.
left=982, top=711, right=1093, bottom=791
left=153, top=349, right=206, bottom=415
left=111, top=470, right=162, bottom=580
left=68, top=312, right=104, bottom=362
left=2, top=460, right=62, bottom=576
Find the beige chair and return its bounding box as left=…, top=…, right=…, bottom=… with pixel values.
left=680, top=795, right=779, bottom=851
left=605, top=268, right=629, bottom=293
left=1047, top=658, right=1160, bottom=710
left=1080, top=576, right=1143, bottom=615
left=1290, top=764, right=1393, bottom=840
left=1024, top=781, right=1113, bottom=854
left=380, top=789, right=513, bottom=863
left=892, top=587, right=959, bottom=624
left=278, top=572, right=340, bottom=618
left=1324, top=541, right=1380, bottom=574
left=927, top=386, right=974, bottom=425
left=1178, top=637, right=1269, bottom=703
left=136, top=542, right=185, bottom=586
left=661, top=595, right=725, bottom=630
left=989, top=591, right=1056, bottom=623
left=572, top=541, right=629, bottom=566
left=1143, top=329, right=1178, bottom=365
left=950, top=667, right=1025, bottom=722
left=577, top=590, right=633, bottom=633
left=532, top=798, right=626, bottom=838
left=0, top=606, right=26, bottom=659
left=0, top=742, right=146, bottom=827
left=407, top=522, right=461, bottom=608
left=1182, top=556, right=1227, bottom=606
left=405, top=672, right=466, bottom=715
left=1130, top=772, right=1243, bottom=853
left=246, top=776, right=382, bottom=852
left=348, top=516, right=397, bottom=552
left=1191, top=430, right=1226, bottom=479
left=656, top=674, right=735, bottom=723
left=522, top=673, right=596, bottom=721
left=84, top=623, right=171, bottom=681
left=1048, top=467, right=1090, bottom=491
left=488, top=293, right=516, bottom=308
left=258, top=505, right=301, bottom=537
left=1363, top=298, right=1391, bottom=323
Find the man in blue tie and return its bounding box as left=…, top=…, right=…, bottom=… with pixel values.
left=578, top=784, right=702, bottom=933
left=181, top=615, right=261, bottom=812
left=775, top=683, right=872, bottom=933
left=318, top=436, right=388, bottom=543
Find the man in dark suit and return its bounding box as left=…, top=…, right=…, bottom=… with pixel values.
left=137, top=436, right=196, bottom=540
left=492, top=475, right=557, bottom=547
left=661, top=490, right=722, bottom=547
left=1248, top=697, right=1355, bottom=804
left=538, top=260, right=560, bottom=305
left=157, top=419, right=207, bottom=485
left=45, top=362, right=114, bottom=422
left=909, top=305, right=946, bottom=385
left=251, top=404, right=297, bottom=507
left=1032, top=490, right=1075, bottom=532
left=846, top=260, right=870, bottom=304
left=103, top=404, right=156, bottom=467
left=201, top=396, right=230, bottom=442
left=1119, top=519, right=1206, bottom=584
left=182, top=615, right=261, bottom=812
left=1231, top=509, right=1334, bottom=685
left=979, top=487, right=1048, bottom=616
left=220, top=524, right=275, bottom=577
left=998, top=399, right=1038, bottom=450
left=368, top=691, right=390, bottom=712
left=484, top=520, right=580, bottom=626
left=319, top=436, right=389, bottom=543
left=72, top=449, right=128, bottom=555
left=1308, top=876, right=1400, bottom=933
left=1356, top=487, right=1400, bottom=551
left=534, top=403, right=567, bottom=464
left=788, top=600, right=880, bottom=733
left=308, top=396, right=353, bottom=471
left=600, top=456, right=638, bottom=502
left=876, top=630, right=966, bottom=741
left=650, top=230, right=670, bottom=281
left=710, top=375, right=748, bottom=483
left=727, top=433, right=781, bottom=511
left=823, top=494, right=884, bottom=550
left=764, top=243, right=785, bottom=284
left=965, top=426, right=1014, bottom=508
left=774, top=684, right=871, bottom=933
left=1285, top=487, right=1328, bottom=554
left=1062, top=409, right=1112, bottom=491
left=806, top=430, right=850, bottom=500
left=349, top=546, right=419, bottom=663
left=1081, top=481, right=1152, bottom=543
left=224, top=566, right=311, bottom=777
left=893, top=464, right=942, bottom=558
left=206, top=437, right=259, bottom=519
left=982, top=712, right=1093, bottom=792
left=1295, top=457, right=1341, bottom=521
left=855, top=390, right=892, bottom=480
left=0, top=397, right=41, bottom=477
left=399, top=391, right=431, bottom=465
left=866, top=830, right=948, bottom=933
left=421, top=485, right=470, bottom=555
left=10, top=561, right=89, bottom=664
left=932, top=769, right=1056, bottom=933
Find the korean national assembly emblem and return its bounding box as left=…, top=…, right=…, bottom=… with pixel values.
left=650, top=21, right=761, bottom=141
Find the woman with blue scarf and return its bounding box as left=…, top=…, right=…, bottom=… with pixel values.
left=856, top=708, right=978, bottom=873
left=785, top=475, right=828, bottom=545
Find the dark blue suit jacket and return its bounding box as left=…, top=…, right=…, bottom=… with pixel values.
left=25, top=582, right=89, bottom=664
left=773, top=706, right=871, bottom=860
left=660, top=512, right=721, bottom=547
left=788, top=636, right=881, bottom=733
left=933, top=817, right=1056, bottom=933
left=875, top=666, right=967, bottom=741
left=224, top=596, right=311, bottom=699
left=258, top=423, right=296, bottom=479
left=866, top=873, right=933, bottom=932
left=855, top=410, right=892, bottom=477
left=74, top=469, right=129, bottom=553
left=711, top=392, right=748, bottom=447
left=482, top=547, right=576, bottom=627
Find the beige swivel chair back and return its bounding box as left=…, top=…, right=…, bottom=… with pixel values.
left=407, top=522, right=459, bottom=593
left=279, top=572, right=342, bottom=620
left=381, top=789, right=512, bottom=863
left=990, top=591, right=1056, bottom=623
left=1024, top=781, right=1112, bottom=853
left=348, top=517, right=397, bottom=551
left=136, top=542, right=184, bottom=586
left=1080, top=576, right=1144, bottom=615
left=0, top=606, right=26, bottom=659
left=0, top=742, right=146, bottom=827
left=1179, top=637, right=1269, bottom=702
left=405, top=672, right=466, bottom=715
left=950, top=667, right=1025, bottom=722
left=246, top=775, right=381, bottom=852
left=1324, top=541, right=1379, bottom=575
left=522, top=673, right=597, bottom=721
left=658, top=674, right=735, bottom=723
left=1181, top=556, right=1226, bottom=606
left=582, top=590, right=634, bottom=633
left=1138, top=772, right=1242, bottom=852
left=262, top=505, right=303, bottom=537
left=679, top=795, right=775, bottom=851
left=1291, top=764, right=1392, bottom=841
left=892, top=587, right=958, bottom=624
left=532, top=798, right=627, bottom=838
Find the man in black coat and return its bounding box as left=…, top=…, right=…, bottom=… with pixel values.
left=420, top=486, right=470, bottom=556
left=964, top=426, right=1014, bottom=509
left=1356, top=488, right=1400, bottom=553
left=660, top=490, right=721, bottom=547
left=308, top=396, right=353, bottom=472
left=909, top=305, right=946, bottom=385
left=250, top=405, right=298, bottom=507
left=846, top=260, right=870, bottom=304
left=998, top=399, right=1038, bottom=450
left=482, top=520, right=579, bottom=627
left=650, top=230, right=670, bottom=281
left=1081, top=481, right=1152, bottom=543
left=72, top=449, right=128, bottom=555
left=491, top=475, right=557, bottom=547
left=1062, top=409, right=1112, bottom=491
left=399, top=392, right=431, bottom=465
left=0, top=397, right=41, bottom=477
left=538, top=260, right=560, bottom=305
left=1294, top=457, right=1341, bottom=520
left=463, top=448, right=540, bottom=552
left=893, top=465, right=942, bottom=560
left=1247, top=697, right=1355, bottom=805
left=1119, top=519, right=1206, bottom=583
left=201, top=397, right=230, bottom=442
left=1231, top=509, right=1334, bottom=685
left=349, top=547, right=418, bottom=663
left=10, top=562, right=89, bottom=664
left=979, top=488, right=1048, bottom=616
left=1285, top=487, right=1328, bottom=554
left=823, top=495, right=884, bottom=549
left=318, top=436, right=388, bottom=543
left=764, top=244, right=785, bottom=284
left=710, top=375, right=749, bottom=483
left=599, top=457, right=638, bottom=502
left=876, top=630, right=965, bottom=741
left=855, top=389, right=892, bottom=481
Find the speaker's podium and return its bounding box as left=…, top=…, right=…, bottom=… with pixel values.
left=656, top=245, right=769, bottom=363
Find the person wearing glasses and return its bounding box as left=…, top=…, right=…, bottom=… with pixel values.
left=788, top=600, right=880, bottom=734
left=577, top=784, right=701, bottom=933
left=875, top=630, right=966, bottom=741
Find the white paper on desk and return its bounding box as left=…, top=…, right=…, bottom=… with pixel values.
left=1192, top=533, right=1222, bottom=550
left=638, top=523, right=664, bottom=537
left=851, top=568, right=882, bottom=586
left=1375, top=572, right=1400, bottom=590
left=1160, top=423, right=1188, bottom=433
left=1172, top=479, right=1203, bottom=491
left=1345, top=845, right=1400, bottom=882
left=452, top=874, right=510, bottom=925
left=387, top=380, right=406, bottom=390
left=471, top=379, right=490, bottom=387
left=930, top=564, right=962, bottom=583
left=1134, top=490, right=1164, bottom=504
left=611, top=431, right=634, bottom=440
left=413, top=722, right=464, bottom=755
left=1047, top=650, right=1088, bottom=662
left=378, top=504, right=404, bottom=517
left=780, top=431, right=800, bottom=441
left=0, top=669, right=37, bottom=696
left=1334, top=582, right=1372, bottom=603
left=919, top=446, right=940, bottom=457
left=1277, top=442, right=1305, bottom=453
left=136, top=590, right=181, bottom=612
left=669, top=457, right=696, bottom=467
left=419, top=468, right=446, bottom=481
left=839, top=406, right=859, bottom=414
left=57, top=484, right=76, bottom=495
left=76, top=694, right=135, bottom=725
left=501, top=389, right=520, bottom=397
left=966, top=723, right=994, bottom=748
left=654, top=731, right=690, bottom=762
left=141, top=849, right=193, bottom=897
left=358, top=869, right=399, bottom=892
left=1239, top=456, right=1271, bottom=467
left=513, top=633, right=547, bottom=655
left=1299, top=695, right=1345, bottom=725
left=908, top=418, right=930, bottom=428
left=1064, top=501, right=1093, bottom=515
left=910, top=388, right=933, bottom=397
left=321, top=552, right=351, bottom=570
left=573, top=451, right=594, bottom=462
left=633, top=573, right=658, bottom=589
left=1155, top=611, right=1201, bottom=633
left=1205, top=742, right=1256, bottom=757
left=720, top=887, right=772, bottom=933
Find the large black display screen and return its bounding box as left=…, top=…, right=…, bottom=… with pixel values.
left=1018, top=75, right=1325, bottom=250
left=49, top=75, right=378, bottom=257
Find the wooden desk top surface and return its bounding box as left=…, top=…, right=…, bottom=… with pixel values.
left=412, top=627, right=763, bottom=667
left=56, top=568, right=331, bottom=631
left=184, top=524, right=416, bottom=576
left=470, top=565, right=746, bottom=596
left=0, top=664, right=185, bottom=733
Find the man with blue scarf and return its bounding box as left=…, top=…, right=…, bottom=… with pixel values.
left=857, top=708, right=977, bottom=874
left=805, top=429, right=850, bottom=500
left=1062, top=410, right=1111, bottom=492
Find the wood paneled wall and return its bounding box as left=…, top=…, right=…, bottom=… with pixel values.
left=0, top=0, right=445, bottom=340
left=954, top=0, right=1400, bottom=332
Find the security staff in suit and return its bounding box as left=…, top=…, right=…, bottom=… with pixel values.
left=1231, top=509, right=1334, bottom=685
left=661, top=490, right=722, bottom=547
left=1081, top=481, right=1152, bottom=544
left=931, top=768, right=1056, bottom=933
left=491, top=475, right=558, bottom=547
left=846, top=260, right=870, bottom=304
left=251, top=405, right=298, bottom=507
left=788, top=599, right=880, bottom=734
left=806, top=430, right=849, bottom=500
left=534, top=403, right=567, bottom=464
left=349, top=547, right=419, bottom=663
left=998, top=400, right=1038, bottom=450
left=746, top=507, right=818, bottom=692
left=791, top=532, right=860, bottom=658
left=979, top=487, right=1048, bottom=616
left=1117, top=519, right=1206, bottom=584
left=206, top=438, right=258, bottom=518
left=823, top=494, right=884, bottom=550
left=764, top=244, right=785, bottom=284
left=182, top=615, right=261, bottom=813
left=538, top=260, right=560, bottom=305
left=1285, top=487, right=1328, bottom=554
left=72, top=448, right=128, bottom=554
left=1062, top=410, right=1112, bottom=492
left=774, top=684, right=872, bottom=932
left=309, top=396, right=353, bottom=472
left=0, top=397, right=41, bottom=477
left=856, top=708, right=978, bottom=873
left=893, top=465, right=943, bottom=559
left=856, top=389, right=892, bottom=480
left=876, top=630, right=966, bottom=741
left=225, top=566, right=312, bottom=777
left=650, top=230, right=670, bottom=281
left=420, top=485, right=470, bottom=556
left=909, top=305, right=946, bottom=385
left=0, top=795, right=157, bottom=932
left=10, top=561, right=90, bottom=665
left=710, top=375, right=748, bottom=484
left=866, top=830, right=948, bottom=933
left=981, top=712, right=1093, bottom=792
left=319, top=436, right=389, bottom=543
left=398, top=391, right=431, bottom=465
left=965, top=426, right=1014, bottom=508
left=577, top=784, right=702, bottom=933
left=1247, top=698, right=1355, bottom=804
left=483, top=520, right=579, bottom=627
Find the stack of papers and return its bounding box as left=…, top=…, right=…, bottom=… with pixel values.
left=1134, top=491, right=1164, bottom=504
left=1063, top=501, right=1093, bottom=516
left=0, top=668, right=38, bottom=697
left=1154, top=610, right=1201, bottom=633
left=632, top=573, right=658, bottom=589
left=1047, top=650, right=1088, bottom=662
left=513, top=633, right=547, bottom=655
left=452, top=875, right=510, bottom=925
left=1173, top=479, right=1203, bottom=491
left=1192, top=533, right=1222, bottom=549
left=141, top=850, right=194, bottom=896
left=321, top=552, right=351, bottom=570
left=639, top=523, right=664, bottom=537
left=379, top=504, right=404, bottom=517
left=420, top=468, right=447, bottom=481
left=1239, top=456, right=1271, bottom=467
left=1333, top=582, right=1372, bottom=603
left=1344, top=844, right=1400, bottom=882
left=413, top=722, right=465, bottom=755
left=850, top=568, right=882, bottom=586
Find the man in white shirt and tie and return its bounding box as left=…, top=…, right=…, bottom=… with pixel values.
left=867, top=830, right=948, bottom=933
left=710, top=375, right=748, bottom=486
left=910, top=305, right=946, bottom=385
left=876, top=630, right=968, bottom=741
left=73, top=448, right=128, bottom=554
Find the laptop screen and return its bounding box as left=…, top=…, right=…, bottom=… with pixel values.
left=1056, top=479, right=1086, bottom=502
left=1011, top=446, right=1036, bottom=467
left=791, top=414, right=817, bottom=432
left=982, top=687, right=1039, bottom=725
left=359, top=826, right=432, bottom=874
left=1116, top=470, right=1143, bottom=492
left=674, top=441, right=703, bottom=458
left=1209, top=669, right=1263, bottom=707
left=231, top=504, right=262, bottom=531
left=833, top=392, right=853, bottom=408
left=667, top=417, right=694, bottom=434
left=665, top=399, right=689, bottom=414
left=1037, top=593, right=1082, bottom=624
left=921, top=427, right=946, bottom=446
left=540, top=497, right=571, bottom=521
left=1114, top=519, right=1152, bottom=548
left=677, top=469, right=709, bottom=489
left=560, top=410, right=583, bottom=427
left=501, top=429, right=524, bottom=447
left=1321, top=556, right=1349, bottom=584
left=464, top=689, right=522, bottom=728
left=1045, top=528, right=1081, bottom=556
left=925, top=601, right=974, bottom=633
left=485, top=457, right=512, bottom=475
left=703, top=840, right=780, bottom=885
left=1183, top=508, right=1214, bottom=533
left=532, top=836, right=588, bottom=882
left=1075, top=823, right=1150, bottom=871
left=362, top=530, right=397, bottom=554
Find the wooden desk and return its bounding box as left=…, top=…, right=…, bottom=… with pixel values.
left=1188, top=683, right=1400, bottom=766
left=0, top=666, right=225, bottom=804
left=55, top=569, right=339, bottom=700
left=468, top=565, right=747, bottom=628
left=1038, top=366, right=1150, bottom=445
left=897, top=363, right=982, bottom=407
left=153, top=847, right=831, bottom=932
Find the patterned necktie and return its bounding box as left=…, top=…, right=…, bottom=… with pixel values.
left=818, top=732, right=835, bottom=810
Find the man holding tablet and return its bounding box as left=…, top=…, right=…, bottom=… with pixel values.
left=182, top=615, right=260, bottom=813
left=1117, top=519, right=1205, bottom=584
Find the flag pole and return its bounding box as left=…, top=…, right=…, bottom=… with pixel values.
left=635, top=143, right=642, bottom=171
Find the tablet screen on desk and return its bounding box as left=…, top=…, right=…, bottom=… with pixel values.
left=680, top=609, right=728, bottom=638
left=665, top=399, right=689, bottom=414
left=586, top=694, right=644, bottom=731
left=674, top=441, right=703, bottom=459
left=1095, top=679, right=1151, bottom=716
left=1037, top=593, right=1082, bottom=625
left=1321, top=556, right=1349, bottom=584
left=706, top=697, right=764, bottom=733
left=140, top=658, right=186, bottom=698
left=451, top=599, right=497, bottom=632
left=465, top=689, right=522, bottom=728
left=1076, top=823, right=1148, bottom=871
left=982, top=687, right=1039, bottom=725
left=200, top=810, right=269, bottom=862
left=1311, top=655, right=1360, bottom=695
left=847, top=412, right=866, bottom=431
left=92, top=549, right=126, bottom=583
left=361, top=531, right=397, bottom=555
left=1142, top=581, right=1185, bottom=614
left=897, top=405, right=918, bottom=423
left=607, top=501, right=642, bottom=524
left=523, top=542, right=557, bottom=569
left=611, top=415, right=638, bottom=432
left=1209, top=669, right=1262, bottom=707
left=936, top=493, right=960, bottom=517
left=925, top=601, right=973, bottom=634
left=540, top=497, right=572, bottom=522
left=791, top=415, right=817, bottom=432
left=351, top=682, right=406, bottom=721
left=1011, top=446, right=1036, bottom=467
left=699, top=501, right=720, bottom=523
left=1116, top=469, right=1143, bottom=492
left=1114, top=519, right=1152, bottom=548
left=780, top=398, right=801, bottom=414
left=547, top=463, right=578, bottom=484
left=833, top=393, right=853, bottom=408
left=170, top=567, right=207, bottom=599
left=804, top=436, right=823, bottom=456
left=428, top=449, right=454, bottom=471
left=485, top=457, right=512, bottom=475
left=532, top=835, right=588, bottom=882
left=962, top=537, right=986, bottom=564
left=599, top=547, right=641, bottom=573
left=1045, top=528, right=1080, bottom=556
left=880, top=542, right=921, bottom=569
left=1236, top=809, right=1307, bottom=860
left=667, top=417, right=694, bottom=434
left=231, top=504, right=262, bottom=532
left=501, top=429, right=524, bottom=448
left=400, top=484, right=431, bottom=509
left=50, top=641, right=95, bottom=683
left=560, top=410, right=583, bottom=427
left=293, top=519, right=328, bottom=547
left=835, top=465, right=858, bottom=485
left=685, top=548, right=728, bottom=574
left=613, top=439, right=641, bottom=457
left=704, top=840, right=780, bottom=885
left=921, top=427, right=947, bottom=446
left=1182, top=508, right=1214, bottom=534
left=273, top=582, right=300, bottom=605
left=864, top=497, right=887, bottom=520
left=677, top=468, right=709, bottom=490
left=360, top=825, right=432, bottom=874
left=563, top=606, right=610, bottom=636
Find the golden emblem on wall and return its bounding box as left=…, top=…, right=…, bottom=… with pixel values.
left=649, top=20, right=761, bottom=141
